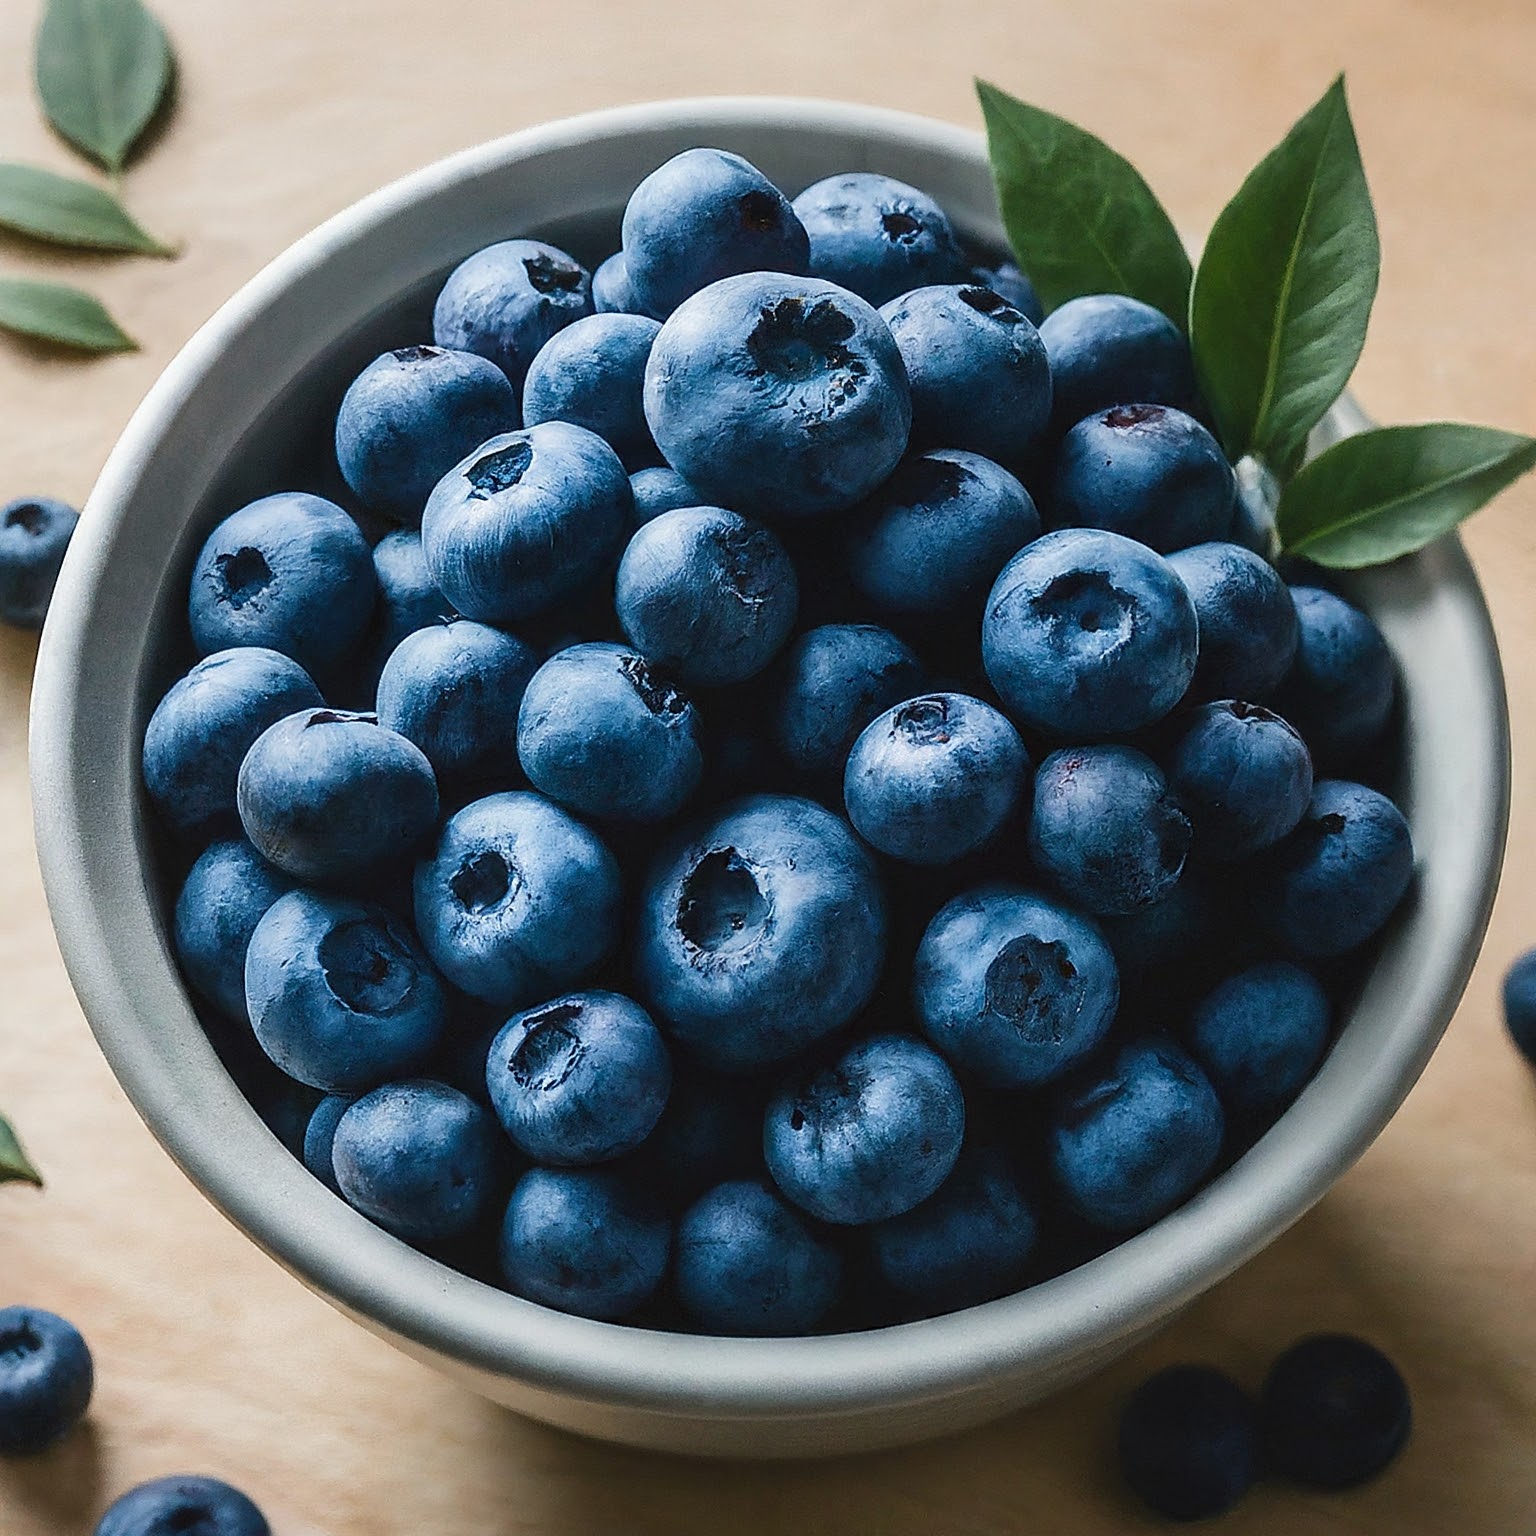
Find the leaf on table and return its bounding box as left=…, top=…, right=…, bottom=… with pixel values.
left=0, top=1114, right=42, bottom=1187
left=0, top=276, right=136, bottom=352
left=1189, top=75, right=1380, bottom=470
left=35, top=0, right=173, bottom=174
left=1276, top=423, right=1536, bottom=568
left=0, top=162, right=171, bottom=255
left=976, top=78, right=1192, bottom=326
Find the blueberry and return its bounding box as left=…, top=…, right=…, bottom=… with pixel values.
left=792, top=173, right=966, bottom=306
left=1166, top=540, right=1297, bottom=699
left=371, top=528, right=453, bottom=654
left=614, top=506, right=798, bottom=687
left=1099, top=874, right=1220, bottom=989
left=413, top=791, right=621, bottom=1008
left=847, top=449, right=1040, bottom=618
left=487, top=990, right=671, bottom=1165
left=1167, top=701, right=1314, bottom=860
left=1262, top=780, right=1414, bottom=957
left=302, top=1092, right=352, bottom=1193
left=982, top=528, right=1198, bottom=737
left=0, top=1307, right=92, bottom=1456
left=622, top=148, right=809, bottom=316
left=0, top=495, right=78, bottom=628
left=1050, top=405, right=1235, bottom=554
left=245, top=889, right=446, bottom=1091
left=844, top=693, right=1029, bottom=865
left=516, top=641, right=702, bottom=821
left=1503, top=947, right=1536, bottom=1063
left=628, top=466, right=699, bottom=525
left=914, top=884, right=1119, bottom=1089
left=675, top=1179, right=843, bottom=1336
left=633, top=1068, right=767, bottom=1204
left=95, top=1476, right=269, bottom=1536
left=1118, top=1365, right=1258, bottom=1521
left=1188, top=961, right=1331, bottom=1119
left=773, top=623, right=924, bottom=778
left=188, top=492, right=375, bottom=675
left=332, top=1079, right=500, bottom=1243
left=592, top=250, right=642, bottom=315
left=1049, top=1037, right=1224, bottom=1231
left=636, top=795, right=886, bottom=1072
left=867, top=1147, right=1038, bottom=1314
left=499, top=1166, right=670, bottom=1321
left=421, top=423, right=631, bottom=626
left=522, top=312, right=662, bottom=469
left=173, top=839, right=293, bottom=1019
left=1029, top=746, right=1191, bottom=916
left=376, top=618, right=538, bottom=790
left=1272, top=586, right=1396, bottom=767
left=968, top=258, right=1043, bottom=324
left=764, top=1034, right=964, bottom=1225
left=1261, top=1334, right=1411, bottom=1489
left=433, top=238, right=593, bottom=391
left=1038, top=293, right=1196, bottom=430
left=880, top=285, right=1051, bottom=462
left=643, top=272, right=912, bottom=519
left=237, top=708, right=438, bottom=882
left=335, top=346, right=517, bottom=523
left=143, top=648, right=323, bottom=834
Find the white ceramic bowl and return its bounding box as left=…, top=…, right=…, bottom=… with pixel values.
left=29, top=98, right=1509, bottom=1459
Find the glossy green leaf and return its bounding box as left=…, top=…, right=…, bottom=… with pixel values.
left=0, top=1115, right=42, bottom=1188
left=977, top=78, right=1192, bottom=325
left=1277, top=423, right=1536, bottom=567
left=1190, top=75, right=1379, bottom=469
left=0, top=163, right=171, bottom=254
left=35, top=0, right=172, bottom=173
left=0, top=276, right=136, bottom=352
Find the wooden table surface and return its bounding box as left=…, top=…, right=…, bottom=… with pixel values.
left=3, top=1, right=1535, bottom=1530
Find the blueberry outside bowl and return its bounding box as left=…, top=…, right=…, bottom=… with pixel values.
left=28, top=98, right=1509, bottom=1459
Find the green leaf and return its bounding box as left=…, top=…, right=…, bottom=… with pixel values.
left=1277, top=423, right=1536, bottom=567
left=1190, top=75, right=1379, bottom=469
left=0, top=163, right=171, bottom=254
left=0, top=1115, right=42, bottom=1188
left=976, top=78, right=1192, bottom=325
left=0, top=276, right=136, bottom=352
left=35, top=0, right=173, bottom=174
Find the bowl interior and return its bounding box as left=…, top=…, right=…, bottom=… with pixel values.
left=31, top=99, right=1510, bottom=1425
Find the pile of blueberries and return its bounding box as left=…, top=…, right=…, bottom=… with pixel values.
left=142, top=146, right=1415, bottom=1336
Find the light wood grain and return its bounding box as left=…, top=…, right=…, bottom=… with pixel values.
left=2, top=1, right=1535, bottom=1530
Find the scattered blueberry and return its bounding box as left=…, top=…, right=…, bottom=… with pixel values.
left=433, top=238, right=593, bottom=390
left=969, top=257, right=1043, bottom=323
left=674, top=1179, right=843, bottom=1336
left=173, top=839, right=293, bottom=1019
left=1503, top=947, right=1536, bottom=1063
left=1049, top=404, right=1235, bottom=554
left=914, top=884, right=1119, bottom=1089
left=1118, top=1364, right=1258, bottom=1521
left=643, top=271, right=912, bottom=519
left=0, top=1306, right=92, bottom=1456
left=1261, top=1334, right=1411, bottom=1489
left=628, top=465, right=699, bottom=525
left=0, top=495, right=78, bottom=629
left=614, top=506, right=798, bottom=687
left=793, top=172, right=965, bottom=306
left=1168, top=541, right=1298, bottom=699
left=844, top=692, right=1029, bottom=865
left=335, top=346, right=517, bottom=523
left=94, top=1476, right=269, bottom=1536
left=636, top=795, right=886, bottom=1072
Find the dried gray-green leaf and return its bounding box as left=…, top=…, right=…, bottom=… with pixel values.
left=35, top=0, right=173, bottom=173
left=1277, top=423, right=1536, bottom=568
left=0, top=1114, right=42, bottom=1187
left=0, top=277, right=136, bottom=353
left=977, top=78, right=1192, bottom=325
left=0, top=163, right=171, bottom=254
left=1190, top=75, right=1379, bottom=469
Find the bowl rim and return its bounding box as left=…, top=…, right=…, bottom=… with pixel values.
left=30, top=96, right=1511, bottom=1420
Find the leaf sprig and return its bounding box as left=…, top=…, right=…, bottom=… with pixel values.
left=0, top=0, right=178, bottom=356
left=979, top=75, right=1535, bottom=570
left=0, top=1113, right=43, bottom=1188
